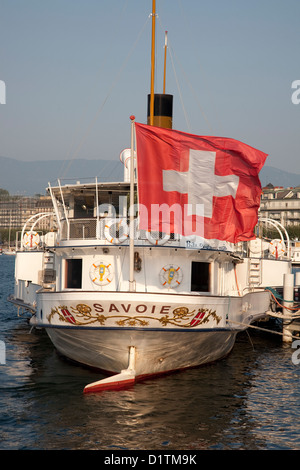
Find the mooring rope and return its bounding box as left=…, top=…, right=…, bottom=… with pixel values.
left=229, top=319, right=300, bottom=341
left=265, top=287, right=300, bottom=312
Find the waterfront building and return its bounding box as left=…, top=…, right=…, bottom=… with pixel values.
left=0, top=195, right=54, bottom=232
left=260, top=184, right=300, bottom=227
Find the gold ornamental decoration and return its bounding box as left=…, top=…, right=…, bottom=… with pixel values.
left=47, top=303, right=221, bottom=328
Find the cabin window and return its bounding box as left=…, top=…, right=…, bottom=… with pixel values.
left=74, top=195, right=94, bottom=218
left=191, top=262, right=210, bottom=292
left=65, top=259, right=82, bottom=289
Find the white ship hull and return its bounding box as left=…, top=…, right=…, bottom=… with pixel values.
left=46, top=327, right=237, bottom=377
left=32, top=289, right=270, bottom=388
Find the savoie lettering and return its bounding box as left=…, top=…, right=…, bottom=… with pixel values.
left=93, top=303, right=170, bottom=314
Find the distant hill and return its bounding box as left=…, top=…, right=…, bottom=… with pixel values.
left=0, top=155, right=299, bottom=195
left=260, top=166, right=300, bottom=189
left=0, top=156, right=124, bottom=195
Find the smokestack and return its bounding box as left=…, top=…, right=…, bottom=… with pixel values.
left=147, top=93, right=173, bottom=129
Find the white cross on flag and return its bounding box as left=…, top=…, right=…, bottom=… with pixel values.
left=135, top=122, right=267, bottom=243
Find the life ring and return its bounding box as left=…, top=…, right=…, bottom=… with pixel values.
left=89, top=262, right=114, bottom=286
left=159, top=264, right=183, bottom=288
left=104, top=219, right=129, bottom=244
left=23, top=231, right=40, bottom=249
left=146, top=230, right=170, bottom=246
left=249, top=238, right=262, bottom=255
left=269, top=239, right=285, bottom=258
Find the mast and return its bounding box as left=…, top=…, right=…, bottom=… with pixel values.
left=147, top=2, right=173, bottom=129
left=149, top=0, right=156, bottom=126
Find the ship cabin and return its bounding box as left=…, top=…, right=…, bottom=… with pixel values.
left=12, top=178, right=243, bottom=313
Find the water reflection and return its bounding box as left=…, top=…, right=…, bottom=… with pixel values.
left=243, top=344, right=300, bottom=450
left=3, top=321, right=291, bottom=450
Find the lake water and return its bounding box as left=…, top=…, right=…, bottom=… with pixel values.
left=1, top=254, right=300, bottom=452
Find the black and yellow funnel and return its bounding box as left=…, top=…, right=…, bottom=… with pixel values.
left=147, top=93, right=173, bottom=129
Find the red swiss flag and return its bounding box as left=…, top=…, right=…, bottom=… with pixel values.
left=135, top=122, right=267, bottom=243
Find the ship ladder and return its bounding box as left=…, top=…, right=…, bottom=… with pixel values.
left=42, top=251, right=56, bottom=289
left=248, top=258, right=262, bottom=289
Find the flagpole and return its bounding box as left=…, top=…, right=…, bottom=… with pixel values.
left=149, top=0, right=156, bottom=126
left=163, top=30, right=168, bottom=95
left=129, top=115, right=136, bottom=292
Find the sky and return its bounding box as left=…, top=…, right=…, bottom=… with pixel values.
left=0, top=0, right=300, bottom=177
